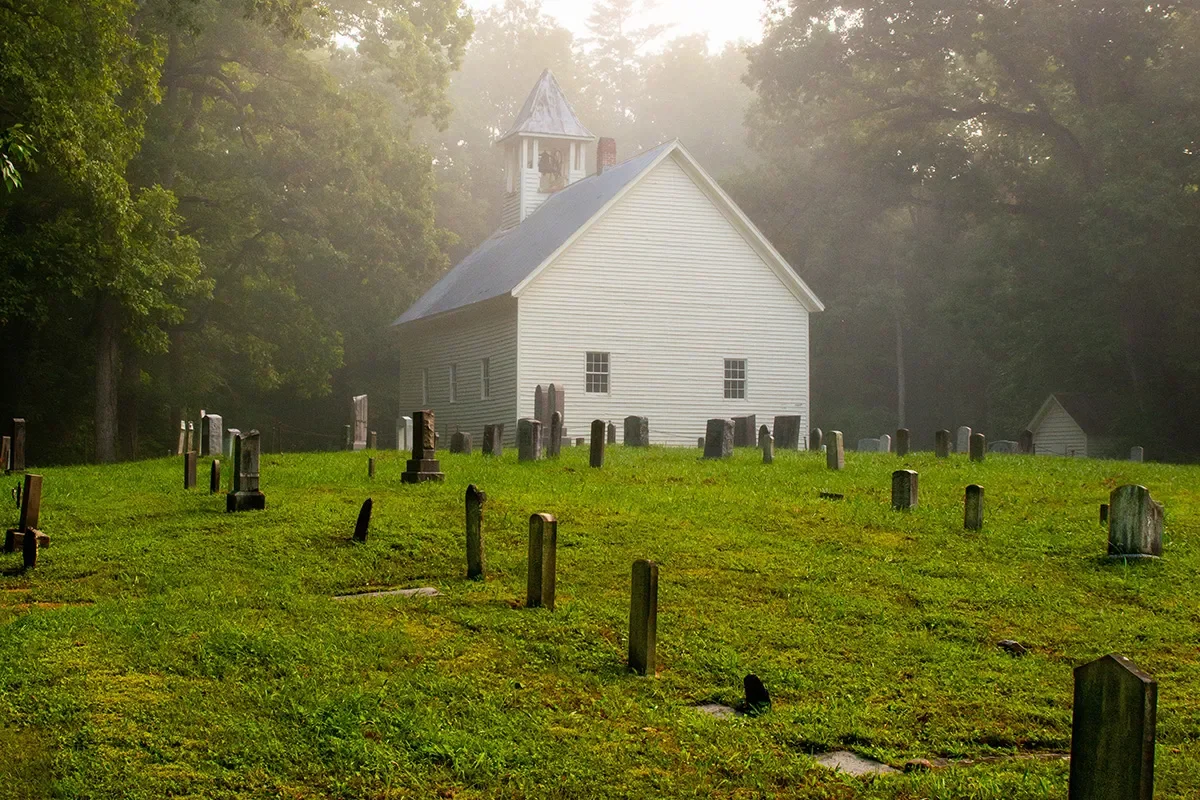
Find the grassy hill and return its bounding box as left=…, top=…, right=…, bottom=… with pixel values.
left=1, top=445, right=1198, bottom=798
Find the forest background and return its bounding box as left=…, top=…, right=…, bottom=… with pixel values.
left=2, top=0, right=1197, bottom=464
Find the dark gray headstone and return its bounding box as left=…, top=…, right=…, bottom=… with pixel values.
left=534, top=385, right=547, bottom=425
left=964, top=484, right=984, bottom=530
left=757, top=424, right=770, bottom=449
left=704, top=419, right=733, bottom=460
left=732, top=415, right=756, bottom=448
left=227, top=430, right=267, bottom=511
left=401, top=410, right=444, bottom=483
left=607, top=421, right=616, bottom=444
left=210, top=459, right=221, bottom=494
left=367, top=430, right=377, bottom=450
left=518, top=418, right=543, bottom=462
left=697, top=436, right=704, bottom=448
left=891, top=469, right=918, bottom=510
left=183, top=451, right=197, bottom=490
left=1068, top=654, right=1156, bottom=800
left=895, top=428, right=910, bottom=457
left=526, top=513, right=557, bottom=609
left=352, top=498, right=372, bottom=543
left=548, top=411, right=563, bottom=457
left=368, top=457, right=375, bottom=479
left=590, top=419, right=605, bottom=468
left=624, top=416, right=649, bottom=447
left=483, top=424, right=503, bottom=457
left=969, top=432, right=986, bottom=462
left=628, top=559, right=658, bottom=676
left=826, top=431, right=844, bottom=470
left=1130, top=446, right=1145, bottom=462
left=809, top=427, right=823, bottom=452
left=1108, top=485, right=1163, bottom=558
left=450, top=431, right=473, bottom=455
left=773, top=416, right=802, bottom=450
left=466, top=484, right=485, bottom=579
left=935, top=429, right=951, bottom=458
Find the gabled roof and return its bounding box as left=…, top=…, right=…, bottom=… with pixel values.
left=1028, top=393, right=1119, bottom=436
left=496, top=69, right=594, bottom=144
left=393, top=140, right=824, bottom=327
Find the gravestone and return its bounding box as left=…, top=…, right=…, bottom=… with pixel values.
left=4, top=473, right=48, bottom=557
left=1068, top=654, right=1156, bottom=800
left=466, top=484, right=486, bottom=579
left=969, top=432, right=986, bottom=462
left=704, top=419, right=733, bottom=460
left=809, top=428, right=823, bottom=452
left=450, top=431, right=472, bottom=455
left=1130, top=446, right=1145, bottom=462
left=989, top=440, right=1017, bottom=454
left=344, top=425, right=352, bottom=449
left=697, top=437, right=704, bottom=448
left=575, top=437, right=584, bottom=447
left=209, top=460, right=221, bottom=493
left=517, top=418, right=543, bottom=462
left=935, top=429, right=951, bottom=458
left=964, top=484, right=984, bottom=530
left=624, top=416, right=649, bottom=447
left=177, top=420, right=186, bottom=456
left=607, top=421, right=616, bottom=445
left=183, top=451, right=197, bottom=490
left=743, top=674, right=771, bottom=716
left=891, top=470, right=918, bottom=510
left=732, top=415, right=756, bottom=448
left=773, top=416, right=803, bottom=450
left=758, top=424, right=770, bottom=449
left=763, top=433, right=774, bottom=464
left=368, top=457, right=375, bottom=478
left=826, top=431, right=845, bottom=470
left=224, top=428, right=240, bottom=458
left=895, top=428, right=910, bottom=457
left=628, top=559, right=658, bottom=676
left=1100, top=503, right=1109, bottom=525
left=352, top=498, right=372, bottom=543
left=367, top=430, right=377, bottom=450
left=590, top=419, right=605, bottom=468
left=548, top=411, right=563, bottom=457
left=1018, top=429, right=1034, bottom=454
left=227, top=431, right=267, bottom=511
left=956, top=426, right=972, bottom=453
left=483, top=424, right=504, bottom=456
left=534, top=385, right=548, bottom=428
left=1108, top=485, right=1163, bottom=558
left=856, top=438, right=881, bottom=453
left=526, top=513, right=557, bottom=609
left=548, top=383, right=564, bottom=423
left=401, top=410, right=445, bottom=483
left=185, top=421, right=194, bottom=454
left=879, top=434, right=891, bottom=453
left=396, top=416, right=412, bottom=452
left=200, top=413, right=223, bottom=457
left=0, top=437, right=9, bottom=472
left=351, top=395, right=368, bottom=450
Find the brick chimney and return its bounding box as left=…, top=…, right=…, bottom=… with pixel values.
left=597, top=137, right=617, bottom=174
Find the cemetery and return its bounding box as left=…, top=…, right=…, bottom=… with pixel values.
left=1, top=426, right=1198, bottom=798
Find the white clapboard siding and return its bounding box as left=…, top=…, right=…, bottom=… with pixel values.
left=516, top=153, right=810, bottom=445
left=397, top=299, right=519, bottom=445
left=1033, top=401, right=1088, bottom=457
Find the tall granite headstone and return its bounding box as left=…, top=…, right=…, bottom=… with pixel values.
left=732, top=415, right=756, bottom=448
left=628, top=559, right=658, bottom=676
left=526, top=513, right=557, bottom=609
left=517, top=418, right=543, bottom=462
left=935, top=429, right=951, bottom=458
left=224, top=428, right=240, bottom=458
left=200, top=413, right=222, bottom=457
left=226, top=430, right=266, bottom=511
left=1068, top=654, right=1156, bottom=800
left=773, top=416, right=802, bottom=450
left=466, top=485, right=486, bottom=579
left=895, top=428, right=910, bottom=457
left=590, top=419, right=605, bottom=468
left=351, top=395, right=368, bottom=451
left=401, top=410, right=445, bottom=483
left=826, top=431, right=845, bottom=470
left=483, top=424, right=504, bottom=457
left=607, top=421, right=616, bottom=445
left=969, top=432, right=986, bottom=462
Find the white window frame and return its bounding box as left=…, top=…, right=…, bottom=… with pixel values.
left=480, top=358, right=491, bottom=400
left=586, top=352, right=610, bottom=394
left=724, top=358, right=747, bottom=400
left=421, top=368, right=429, bottom=406
left=448, top=363, right=458, bottom=404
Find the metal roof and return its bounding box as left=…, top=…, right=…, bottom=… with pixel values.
left=496, top=69, right=595, bottom=144
left=393, top=142, right=674, bottom=326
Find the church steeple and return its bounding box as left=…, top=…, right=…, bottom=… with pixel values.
left=498, top=70, right=596, bottom=229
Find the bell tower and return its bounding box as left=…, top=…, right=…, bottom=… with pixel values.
left=497, top=70, right=596, bottom=229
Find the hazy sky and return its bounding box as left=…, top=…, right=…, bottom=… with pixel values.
left=470, top=0, right=769, bottom=50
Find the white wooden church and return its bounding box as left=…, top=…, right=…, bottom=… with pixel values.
left=393, top=70, right=823, bottom=445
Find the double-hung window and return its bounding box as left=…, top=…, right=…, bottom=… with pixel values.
left=480, top=358, right=491, bottom=400
left=448, top=363, right=458, bottom=403
left=724, top=359, right=746, bottom=399
left=586, top=352, right=610, bottom=394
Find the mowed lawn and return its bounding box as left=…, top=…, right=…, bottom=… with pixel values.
left=1, top=445, right=1198, bottom=799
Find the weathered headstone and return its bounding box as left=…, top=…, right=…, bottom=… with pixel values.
left=624, top=415, right=649, bottom=447
left=209, top=460, right=221, bottom=494
left=4, top=473, right=47, bottom=557
left=200, top=413, right=223, bottom=457
left=935, top=429, right=951, bottom=458
left=891, top=469, right=918, bottom=510
left=969, top=432, right=986, bottom=462
left=1108, top=485, right=1163, bottom=558
left=450, top=431, right=472, bottom=455
left=183, top=451, right=197, bottom=490
left=1100, top=503, right=1109, bottom=525
left=607, top=421, right=616, bottom=445
left=466, top=484, right=486, bottom=579
left=590, top=419, right=605, bottom=468
left=351, top=395, right=368, bottom=450
left=526, top=513, right=557, bottom=609
left=185, top=421, right=194, bottom=454
left=548, top=383, right=564, bottom=424
left=548, top=411, right=563, bottom=457
left=732, top=415, right=756, bottom=448
left=810, top=428, right=823, bottom=452
left=224, top=428, right=240, bottom=458
left=368, top=457, right=375, bottom=478
left=396, top=416, right=412, bottom=452
left=401, top=410, right=445, bottom=483
left=628, top=559, right=658, bottom=676
left=879, top=434, right=892, bottom=453
left=227, top=430, right=267, bottom=511
left=743, top=674, right=771, bottom=716
left=352, top=498, right=372, bottom=543
left=367, top=430, right=377, bottom=450
left=697, top=436, right=704, bottom=448
left=517, top=418, right=543, bottom=462
left=1018, top=429, right=1034, bottom=455
left=0, top=437, right=9, bottom=472
left=1130, top=446, right=1145, bottom=462
left=826, top=431, right=845, bottom=470
left=757, top=424, right=770, bottom=449
left=989, top=440, right=1017, bottom=454
left=575, top=436, right=584, bottom=447
left=964, top=484, right=984, bottom=530
left=895, top=428, right=910, bottom=457
left=956, top=426, right=972, bottom=453
left=1068, top=653, right=1156, bottom=800
left=483, top=424, right=504, bottom=457
left=534, top=385, right=548, bottom=427
left=856, top=437, right=881, bottom=453
left=177, top=420, right=186, bottom=456
left=704, top=419, right=733, bottom=460
left=763, top=433, right=774, bottom=464
left=773, top=416, right=803, bottom=450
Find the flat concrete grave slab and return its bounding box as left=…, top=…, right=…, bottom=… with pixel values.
left=693, top=703, right=741, bottom=719
left=333, top=587, right=441, bottom=601
left=815, top=751, right=899, bottom=776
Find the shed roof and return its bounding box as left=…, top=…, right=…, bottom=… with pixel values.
left=1028, top=393, right=1120, bottom=436
left=496, top=69, right=594, bottom=144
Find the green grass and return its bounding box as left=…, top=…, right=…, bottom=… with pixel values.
left=1, top=445, right=1198, bottom=798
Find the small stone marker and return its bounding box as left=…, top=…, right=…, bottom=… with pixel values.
left=575, top=437, right=584, bottom=447
left=826, top=431, right=844, bottom=470
left=1100, top=503, right=1109, bottom=525
left=879, top=433, right=891, bottom=453
left=891, top=469, right=918, bottom=510
left=186, top=421, right=194, bottom=454
left=351, top=394, right=368, bottom=450
left=964, top=484, right=984, bottom=530
left=732, top=415, right=756, bottom=448
left=368, top=457, right=375, bottom=478
left=969, top=432, right=986, bottom=462
left=704, top=419, right=733, bottom=460
left=1130, top=446, right=1144, bottom=462
left=956, top=426, right=972, bottom=453
left=1068, top=653, right=1156, bottom=800
left=773, top=416, right=802, bottom=450
left=624, top=415, right=649, bottom=447
left=628, top=559, right=658, bottom=676
left=607, top=421, right=616, bottom=444
left=352, top=498, right=372, bottom=543
left=465, top=484, right=486, bottom=579
left=177, top=420, right=186, bottom=456
left=895, top=428, right=910, bottom=457
left=401, top=410, right=445, bottom=483
left=367, top=430, right=377, bottom=450
left=762, top=433, right=774, bottom=464
left=450, top=431, right=472, bottom=455
left=1108, top=485, right=1163, bottom=558
left=742, top=674, right=771, bottom=716
left=548, top=411, right=563, bottom=457
left=209, top=460, right=221, bottom=493
left=5, top=473, right=47, bottom=560
left=809, top=428, right=823, bottom=451
left=200, top=413, right=222, bottom=457
left=1018, top=429, right=1034, bottom=454
left=526, top=513, right=557, bottom=609
left=396, top=416, right=412, bottom=452
left=935, top=429, right=951, bottom=458
left=697, top=436, right=704, bottom=448
left=517, top=418, right=543, bottom=462
left=590, top=419, right=605, bottom=468
left=856, top=438, right=880, bottom=453
left=482, top=424, right=504, bottom=456
left=183, top=451, right=197, bottom=490
left=226, top=430, right=267, bottom=511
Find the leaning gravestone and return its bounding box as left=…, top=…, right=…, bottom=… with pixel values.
left=1108, top=485, right=1163, bottom=558
left=969, top=432, right=986, bottom=462
left=466, top=485, right=486, bottom=579
left=956, top=426, right=972, bottom=454
left=352, top=498, right=372, bottom=543
left=1130, top=446, right=1145, bottom=462
left=624, top=416, right=649, bottom=447
left=810, top=428, right=823, bottom=452
left=935, top=429, right=951, bottom=458
left=607, top=421, right=616, bottom=445
left=534, top=385, right=548, bottom=428
left=4, top=473, right=47, bottom=558
left=964, top=484, right=984, bottom=530
left=351, top=395, right=368, bottom=451
left=526, top=513, right=557, bottom=610
left=548, top=411, right=563, bottom=458
left=517, top=418, right=543, bottom=462
left=628, top=559, right=658, bottom=676
left=1018, top=429, right=1034, bottom=454
left=732, top=415, right=756, bottom=448
left=483, top=424, right=504, bottom=457
left=895, top=428, right=910, bottom=457
left=401, top=411, right=445, bottom=483
left=226, top=430, right=267, bottom=511
left=774, top=416, right=802, bottom=450
left=704, top=419, right=733, bottom=460
left=1068, top=653, right=1156, bottom=800
left=590, top=420, right=605, bottom=468
left=763, top=433, right=774, bottom=464
left=891, top=470, right=918, bottom=510
left=826, top=431, right=845, bottom=470
left=856, top=438, right=881, bottom=453
left=200, top=413, right=222, bottom=456
left=396, top=416, right=412, bottom=452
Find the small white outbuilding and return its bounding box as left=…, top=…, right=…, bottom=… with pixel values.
left=1026, top=393, right=1121, bottom=458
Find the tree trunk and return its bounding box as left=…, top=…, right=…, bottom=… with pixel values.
left=120, top=347, right=140, bottom=460
left=94, top=296, right=121, bottom=463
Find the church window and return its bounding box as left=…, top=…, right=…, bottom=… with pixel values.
left=480, top=358, right=491, bottom=400
left=586, top=352, right=609, bottom=394
left=724, top=359, right=746, bottom=399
